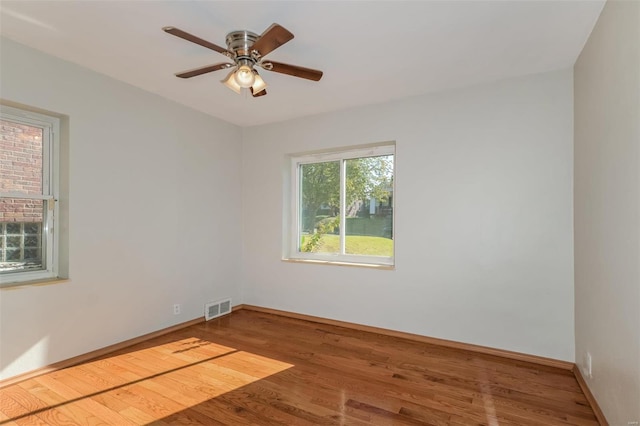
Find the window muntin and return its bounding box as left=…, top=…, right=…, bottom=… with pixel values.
left=291, top=144, right=394, bottom=266
left=0, top=106, right=59, bottom=284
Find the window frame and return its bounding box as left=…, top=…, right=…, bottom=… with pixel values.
left=288, top=143, right=395, bottom=267
left=0, top=105, right=60, bottom=285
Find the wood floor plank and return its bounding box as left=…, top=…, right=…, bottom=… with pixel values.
left=30, top=374, right=136, bottom=425
left=2, top=310, right=600, bottom=425
left=0, top=405, right=21, bottom=426
left=2, top=384, right=79, bottom=426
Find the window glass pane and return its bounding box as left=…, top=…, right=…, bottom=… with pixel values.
left=345, top=155, right=394, bottom=257
left=0, top=198, right=45, bottom=273
left=299, top=161, right=340, bottom=254
left=7, top=235, right=22, bottom=248
left=6, top=222, right=21, bottom=234
left=0, top=119, right=44, bottom=195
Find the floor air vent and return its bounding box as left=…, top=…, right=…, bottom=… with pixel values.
left=204, top=298, right=232, bottom=321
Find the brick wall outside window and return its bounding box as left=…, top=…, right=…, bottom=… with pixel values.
left=0, top=119, right=44, bottom=224
left=1, top=119, right=44, bottom=266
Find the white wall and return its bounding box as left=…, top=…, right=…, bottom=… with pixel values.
left=0, top=37, right=578, bottom=381
left=0, top=38, right=243, bottom=380
left=242, top=69, right=575, bottom=361
left=574, top=0, right=640, bottom=423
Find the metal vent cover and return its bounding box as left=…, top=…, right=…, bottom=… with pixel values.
left=204, top=298, right=232, bottom=321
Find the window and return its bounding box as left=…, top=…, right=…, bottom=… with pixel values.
left=0, top=105, right=60, bottom=285
left=289, top=143, right=395, bottom=267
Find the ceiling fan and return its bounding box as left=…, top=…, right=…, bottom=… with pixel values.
left=163, top=23, right=323, bottom=97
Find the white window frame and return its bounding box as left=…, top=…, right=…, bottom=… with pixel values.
left=288, top=143, right=395, bottom=267
left=0, top=105, right=60, bottom=285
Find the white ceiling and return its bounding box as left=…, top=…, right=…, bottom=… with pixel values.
left=0, top=1, right=604, bottom=127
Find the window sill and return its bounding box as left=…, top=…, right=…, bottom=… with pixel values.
left=0, top=277, right=70, bottom=290
left=282, top=258, right=395, bottom=270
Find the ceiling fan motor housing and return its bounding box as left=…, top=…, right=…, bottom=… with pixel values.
left=226, top=30, right=259, bottom=61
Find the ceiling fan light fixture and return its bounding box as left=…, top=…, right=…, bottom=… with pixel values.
left=233, top=63, right=255, bottom=88
left=251, top=72, right=267, bottom=94
left=221, top=70, right=241, bottom=94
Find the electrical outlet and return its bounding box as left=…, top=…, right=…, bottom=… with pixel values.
left=173, top=304, right=181, bottom=315
left=583, top=352, right=592, bottom=378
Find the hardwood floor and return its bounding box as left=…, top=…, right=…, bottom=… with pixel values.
left=0, top=309, right=599, bottom=425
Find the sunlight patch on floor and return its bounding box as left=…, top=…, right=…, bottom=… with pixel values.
left=477, top=363, right=499, bottom=426
left=0, top=337, right=294, bottom=424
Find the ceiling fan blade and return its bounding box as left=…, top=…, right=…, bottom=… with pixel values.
left=263, top=61, right=323, bottom=81
left=175, top=63, right=233, bottom=79
left=251, top=23, right=294, bottom=57
left=163, top=26, right=230, bottom=56
left=251, top=87, right=267, bottom=97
